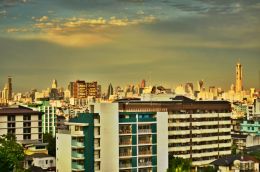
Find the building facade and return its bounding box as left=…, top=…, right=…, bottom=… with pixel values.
left=56, top=103, right=168, bottom=172
left=0, top=106, right=42, bottom=143
left=118, top=96, right=232, bottom=168
left=56, top=97, right=231, bottom=171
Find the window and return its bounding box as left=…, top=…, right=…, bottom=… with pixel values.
left=8, top=115, right=15, bottom=122
left=23, top=134, right=31, bottom=140
left=75, top=126, right=83, bottom=131
left=23, top=115, right=31, bottom=121
left=23, top=128, right=31, bottom=134
left=8, top=123, right=15, bottom=128
left=8, top=129, right=15, bottom=134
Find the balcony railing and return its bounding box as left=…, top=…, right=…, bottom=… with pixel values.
left=72, top=140, right=84, bottom=147
left=119, top=152, right=132, bottom=157
left=139, top=140, right=152, bottom=144
left=119, top=163, right=132, bottom=168
left=138, top=129, right=152, bottom=134
left=139, top=161, right=152, bottom=167
left=139, top=151, right=152, bottom=155
left=119, top=130, right=132, bottom=134
left=72, top=151, right=84, bottom=159
left=119, top=140, right=132, bottom=145
left=72, top=163, right=84, bottom=170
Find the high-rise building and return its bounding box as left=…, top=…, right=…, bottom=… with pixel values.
left=7, top=76, right=12, bottom=101
left=141, top=79, right=146, bottom=88
left=56, top=96, right=232, bottom=171
left=51, top=79, right=58, bottom=89
left=87, top=81, right=98, bottom=98
left=197, top=80, right=204, bottom=92
left=107, top=83, right=114, bottom=99
left=235, top=62, right=243, bottom=93
left=70, top=80, right=87, bottom=98
left=56, top=103, right=168, bottom=172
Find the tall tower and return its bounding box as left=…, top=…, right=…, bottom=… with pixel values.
left=235, top=61, right=243, bottom=93
left=51, top=79, right=58, bottom=89
left=7, top=76, right=12, bottom=101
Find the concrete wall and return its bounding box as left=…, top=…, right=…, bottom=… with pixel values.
left=56, top=133, right=71, bottom=172
left=98, top=103, right=119, bottom=172
left=157, top=112, right=169, bottom=172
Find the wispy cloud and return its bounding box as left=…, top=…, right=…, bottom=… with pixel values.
left=5, top=15, right=157, bottom=47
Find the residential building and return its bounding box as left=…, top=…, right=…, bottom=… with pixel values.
left=211, top=155, right=259, bottom=172
left=24, top=153, right=56, bottom=170
left=118, top=96, right=232, bottom=168
left=56, top=96, right=232, bottom=170
left=56, top=103, right=168, bottom=172
left=0, top=106, right=42, bottom=143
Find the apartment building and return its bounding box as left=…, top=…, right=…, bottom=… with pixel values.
left=56, top=103, right=168, bottom=172
left=56, top=96, right=231, bottom=171
left=0, top=106, right=42, bottom=143
left=118, top=96, right=232, bottom=168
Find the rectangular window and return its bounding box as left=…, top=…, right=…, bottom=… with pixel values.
left=7, top=115, right=15, bottom=122
left=23, top=128, right=31, bottom=134
left=7, top=129, right=15, bottom=134
left=8, top=123, right=15, bottom=128
left=23, top=134, right=31, bottom=140
left=23, top=115, right=31, bottom=121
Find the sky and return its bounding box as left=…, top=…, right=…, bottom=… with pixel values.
left=0, top=0, right=259, bottom=92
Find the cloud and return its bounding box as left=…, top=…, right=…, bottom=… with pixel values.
left=5, top=15, right=157, bottom=47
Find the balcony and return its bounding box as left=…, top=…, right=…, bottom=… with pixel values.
left=119, top=130, right=132, bottom=135
left=72, top=151, right=84, bottom=159
left=138, top=129, right=152, bottom=134
left=119, top=163, right=132, bottom=169
left=72, top=163, right=85, bottom=171
left=139, top=140, right=152, bottom=145
left=139, top=151, right=152, bottom=155
left=119, top=152, right=132, bottom=157
left=72, top=140, right=84, bottom=147
left=138, top=161, right=152, bottom=167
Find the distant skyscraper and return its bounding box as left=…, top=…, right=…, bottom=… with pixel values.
left=87, top=81, right=99, bottom=98
left=197, top=80, right=204, bottom=92
left=235, top=61, right=243, bottom=93
left=76, top=80, right=87, bottom=98
left=107, top=83, right=114, bottom=99
left=7, top=76, right=12, bottom=101
left=141, top=79, right=146, bottom=88
left=51, top=79, right=58, bottom=89
left=185, top=83, right=193, bottom=94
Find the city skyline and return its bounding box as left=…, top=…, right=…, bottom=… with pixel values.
left=0, top=0, right=260, bottom=91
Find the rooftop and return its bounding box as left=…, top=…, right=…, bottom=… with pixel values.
left=0, top=106, right=42, bottom=115
left=211, top=155, right=259, bottom=166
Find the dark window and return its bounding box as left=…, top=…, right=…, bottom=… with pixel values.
left=8, top=123, right=15, bottom=128
left=7, top=129, right=15, bottom=134
left=8, top=115, right=15, bottom=122
left=23, top=134, right=31, bottom=140
left=23, top=115, right=31, bottom=121
left=23, top=128, right=31, bottom=134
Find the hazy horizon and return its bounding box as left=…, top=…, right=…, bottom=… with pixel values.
left=0, top=0, right=259, bottom=92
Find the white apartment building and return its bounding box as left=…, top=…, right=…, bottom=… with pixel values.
left=0, top=106, right=42, bottom=143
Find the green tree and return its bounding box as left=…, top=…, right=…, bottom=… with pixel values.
left=0, top=134, right=25, bottom=172
left=43, top=133, right=56, bottom=156
left=231, top=143, right=238, bottom=155
left=168, top=156, right=191, bottom=172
